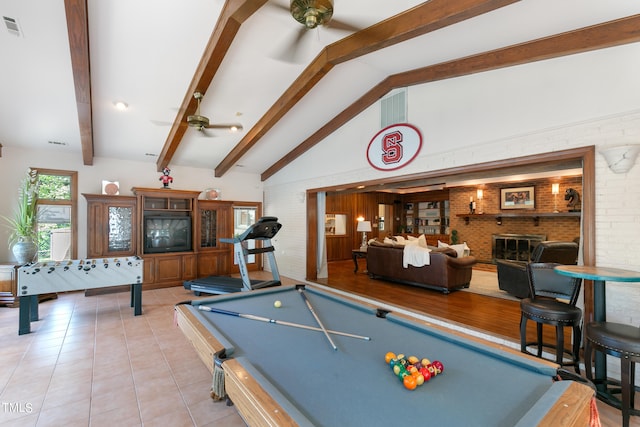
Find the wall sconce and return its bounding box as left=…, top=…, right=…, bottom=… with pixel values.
left=551, top=183, right=560, bottom=213
left=476, top=189, right=483, bottom=214
left=599, top=145, right=640, bottom=173
left=356, top=220, right=372, bottom=250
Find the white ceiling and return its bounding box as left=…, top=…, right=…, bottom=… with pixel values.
left=1, top=0, right=640, bottom=179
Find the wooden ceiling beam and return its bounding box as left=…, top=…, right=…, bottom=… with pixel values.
left=262, top=14, right=640, bottom=181
left=156, top=0, right=268, bottom=172
left=214, top=0, right=519, bottom=177
left=64, top=0, right=93, bottom=165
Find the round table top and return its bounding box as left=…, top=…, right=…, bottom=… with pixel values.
left=555, top=265, right=640, bottom=282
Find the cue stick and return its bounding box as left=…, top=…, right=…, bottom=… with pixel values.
left=197, top=305, right=370, bottom=341
left=298, top=288, right=338, bottom=351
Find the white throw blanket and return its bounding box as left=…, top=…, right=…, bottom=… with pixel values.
left=403, top=244, right=431, bottom=268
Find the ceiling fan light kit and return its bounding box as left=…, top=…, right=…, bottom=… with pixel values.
left=187, top=114, right=210, bottom=130
left=290, top=0, right=333, bottom=29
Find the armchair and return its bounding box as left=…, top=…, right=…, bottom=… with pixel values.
left=496, top=241, right=579, bottom=298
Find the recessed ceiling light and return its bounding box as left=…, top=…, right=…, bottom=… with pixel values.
left=114, top=101, right=129, bottom=111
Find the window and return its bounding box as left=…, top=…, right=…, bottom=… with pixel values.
left=35, top=169, right=77, bottom=261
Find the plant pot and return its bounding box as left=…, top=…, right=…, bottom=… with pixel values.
left=12, top=239, right=37, bottom=265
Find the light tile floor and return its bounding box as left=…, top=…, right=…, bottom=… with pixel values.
left=0, top=288, right=245, bottom=426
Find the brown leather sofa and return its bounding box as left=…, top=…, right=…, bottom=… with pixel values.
left=496, top=241, right=579, bottom=298
left=366, top=242, right=477, bottom=294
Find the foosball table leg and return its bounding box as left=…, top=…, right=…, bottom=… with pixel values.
left=18, top=295, right=37, bottom=335
left=131, top=283, right=142, bottom=316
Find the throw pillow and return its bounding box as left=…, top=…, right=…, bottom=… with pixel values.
left=384, top=237, right=404, bottom=246
left=438, top=240, right=471, bottom=258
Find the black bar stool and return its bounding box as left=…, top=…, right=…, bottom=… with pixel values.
left=584, top=321, right=640, bottom=427
left=520, top=262, right=583, bottom=373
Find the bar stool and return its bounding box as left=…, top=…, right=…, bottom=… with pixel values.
left=584, top=321, right=640, bottom=427
left=520, top=262, right=583, bottom=373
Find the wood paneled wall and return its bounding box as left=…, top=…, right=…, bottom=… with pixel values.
left=326, top=190, right=450, bottom=261
left=326, top=192, right=401, bottom=261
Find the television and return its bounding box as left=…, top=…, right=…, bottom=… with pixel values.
left=144, top=216, right=192, bottom=254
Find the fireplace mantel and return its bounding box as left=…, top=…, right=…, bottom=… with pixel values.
left=456, top=211, right=580, bottom=226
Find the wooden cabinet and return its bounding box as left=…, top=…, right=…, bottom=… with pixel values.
left=84, top=194, right=137, bottom=258
left=85, top=188, right=259, bottom=291
left=196, top=200, right=233, bottom=277
left=131, top=187, right=201, bottom=289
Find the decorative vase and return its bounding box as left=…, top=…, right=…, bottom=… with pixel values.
left=12, top=238, right=37, bottom=265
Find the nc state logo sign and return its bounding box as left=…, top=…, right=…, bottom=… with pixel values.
left=366, top=124, right=422, bottom=171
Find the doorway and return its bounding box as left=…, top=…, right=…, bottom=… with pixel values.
left=377, top=204, right=394, bottom=238
left=230, top=204, right=261, bottom=273
left=305, top=146, right=596, bottom=323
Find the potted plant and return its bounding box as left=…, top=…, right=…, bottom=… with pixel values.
left=2, top=168, right=39, bottom=264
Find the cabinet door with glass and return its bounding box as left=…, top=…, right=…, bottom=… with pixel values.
left=84, top=194, right=137, bottom=258
left=196, top=200, right=233, bottom=277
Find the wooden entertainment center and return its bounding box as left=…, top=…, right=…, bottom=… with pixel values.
left=83, top=187, right=241, bottom=291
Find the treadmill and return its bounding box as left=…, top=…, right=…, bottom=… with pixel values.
left=183, top=216, right=282, bottom=295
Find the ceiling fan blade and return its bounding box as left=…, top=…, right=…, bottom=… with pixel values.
left=150, top=120, right=173, bottom=127
left=205, top=123, right=243, bottom=131
left=271, top=26, right=311, bottom=63
left=324, top=17, right=360, bottom=33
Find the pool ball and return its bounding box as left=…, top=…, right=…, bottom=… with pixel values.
left=274, top=300, right=282, bottom=308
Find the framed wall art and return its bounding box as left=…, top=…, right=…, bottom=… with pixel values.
left=500, top=186, right=535, bottom=210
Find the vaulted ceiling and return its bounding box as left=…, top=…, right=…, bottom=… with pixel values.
left=2, top=1, right=640, bottom=181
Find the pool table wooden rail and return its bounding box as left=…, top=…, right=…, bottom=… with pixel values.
left=176, top=304, right=298, bottom=426
left=175, top=289, right=595, bottom=427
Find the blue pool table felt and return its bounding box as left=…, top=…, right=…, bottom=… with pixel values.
left=186, top=285, right=585, bottom=427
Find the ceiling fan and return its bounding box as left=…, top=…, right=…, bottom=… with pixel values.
left=187, top=92, right=243, bottom=136
left=272, top=0, right=361, bottom=62
left=289, top=0, right=335, bottom=29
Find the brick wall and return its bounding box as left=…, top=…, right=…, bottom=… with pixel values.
left=449, top=177, right=582, bottom=263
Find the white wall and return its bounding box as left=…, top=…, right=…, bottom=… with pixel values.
left=0, top=146, right=263, bottom=261
left=264, top=43, right=640, bottom=328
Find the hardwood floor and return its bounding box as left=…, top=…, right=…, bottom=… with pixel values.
left=316, top=260, right=530, bottom=343
left=310, top=259, right=638, bottom=427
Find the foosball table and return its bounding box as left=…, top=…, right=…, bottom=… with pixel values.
left=17, top=257, right=144, bottom=335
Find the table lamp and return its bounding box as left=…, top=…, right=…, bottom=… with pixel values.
left=357, top=220, right=372, bottom=250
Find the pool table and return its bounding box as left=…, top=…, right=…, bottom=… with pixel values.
left=175, top=284, right=595, bottom=427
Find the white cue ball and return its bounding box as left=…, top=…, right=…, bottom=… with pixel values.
left=274, top=300, right=282, bottom=308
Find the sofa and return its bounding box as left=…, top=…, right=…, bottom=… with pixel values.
left=366, top=241, right=477, bottom=294
left=496, top=241, right=579, bottom=298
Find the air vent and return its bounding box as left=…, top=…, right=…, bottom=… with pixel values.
left=380, top=88, right=407, bottom=128
left=3, top=16, right=21, bottom=36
